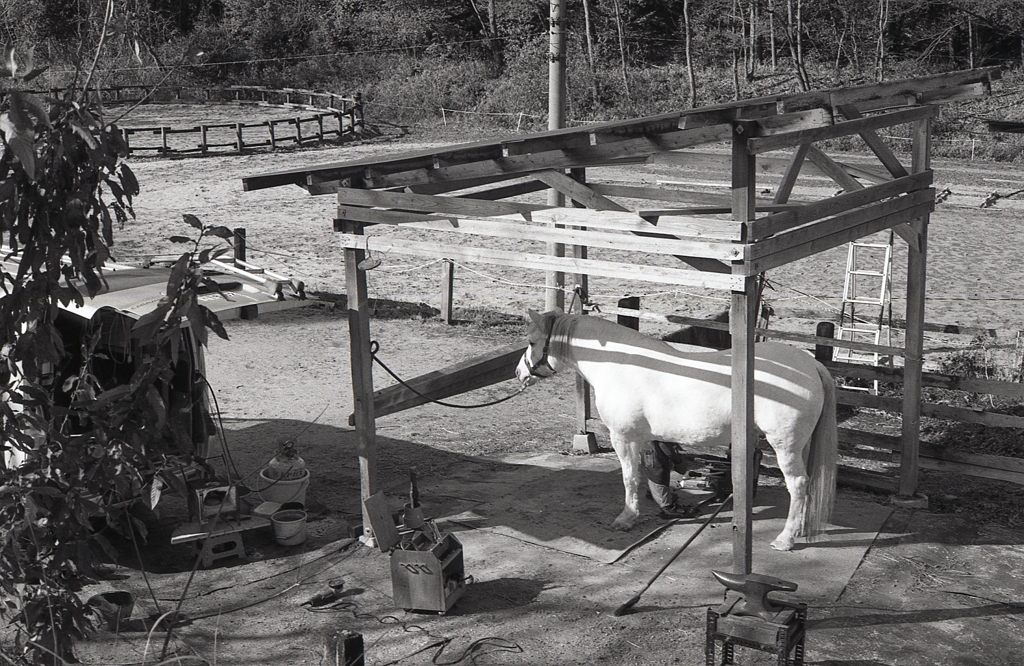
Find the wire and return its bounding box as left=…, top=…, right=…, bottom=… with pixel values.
left=306, top=597, right=523, bottom=666
left=369, top=340, right=525, bottom=410
left=45, top=33, right=545, bottom=75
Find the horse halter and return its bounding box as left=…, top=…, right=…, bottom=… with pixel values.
left=524, top=316, right=557, bottom=378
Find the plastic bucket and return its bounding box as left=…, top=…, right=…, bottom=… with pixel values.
left=88, top=591, right=135, bottom=631
left=271, top=509, right=308, bottom=546
left=257, top=468, right=309, bottom=506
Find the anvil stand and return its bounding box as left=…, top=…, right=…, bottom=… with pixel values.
left=705, top=571, right=807, bottom=666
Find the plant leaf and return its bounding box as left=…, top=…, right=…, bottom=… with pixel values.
left=0, top=111, right=35, bottom=181
left=183, top=213, right=202, bottom=230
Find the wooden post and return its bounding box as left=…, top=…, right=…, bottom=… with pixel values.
left=295, top=117, right=302, bottom=145
left=354, top=92, right=364, bottom=135
left=233, top=228, right=247, bottom=266
left=160, top=127, right=169, bottom=154
left=617, top=296, right=640, bottom=330
left=268, top=122, right=277, bottom=150
left=235, top=123, right=244, bottom=153
left=200, top=125, right=208, bottom=154
left=317, top=114, right=325, bottom=142
left=342, top=220, right=379, bottom=541
left=900, top=112, right=932, bottom=498
left=815, top=321, right=835, bottom=362
left=545, top=0, right=567, bottom=313
left=570, top=167, right=597, bottom=453
left=730, top=120, right=758, bottom=575
left=441, top=259, right=455, bottom=325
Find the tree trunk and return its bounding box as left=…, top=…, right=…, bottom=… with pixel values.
left=488, top=0, right=503, bottom=69
left=582, top=0, right=599, bottom=102
left=611, top=0, right=632, bottom=102
left=967, top=15, right=974, bottom=68
left=769, top=0, right=777, bottom=71
left=875, top=0, right=889, bottom=81
left=749, top=0, right=757, bottom=80
left=683, top=0, right=697, bottom=106
left=785, top=0, right=810, bottom=90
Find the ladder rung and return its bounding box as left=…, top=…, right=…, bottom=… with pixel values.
left=851, top=242, right=891, bottom=249
left=849, top=270, right=885, bottom=277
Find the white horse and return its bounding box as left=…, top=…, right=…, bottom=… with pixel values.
left=515, top=309, right=837, bottom=551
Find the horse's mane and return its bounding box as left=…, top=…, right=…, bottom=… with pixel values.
left=548, top=313, right=580, bottom=361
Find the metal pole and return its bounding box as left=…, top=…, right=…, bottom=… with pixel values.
left=545, top=0, right=566, bottom=312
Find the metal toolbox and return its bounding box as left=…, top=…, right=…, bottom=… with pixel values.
left=363, top=492, right=466, bottom=614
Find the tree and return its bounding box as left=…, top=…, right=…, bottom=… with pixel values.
left=0, top=12, right=229, bottom=664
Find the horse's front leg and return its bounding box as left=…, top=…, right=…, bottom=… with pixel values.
left=609, top=431, right=644, bottom=531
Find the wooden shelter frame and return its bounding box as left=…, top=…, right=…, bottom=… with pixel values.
left=243, top=67, right=1000, bottom=575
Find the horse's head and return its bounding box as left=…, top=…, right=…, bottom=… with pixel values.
left=516, top=308, right=563, bottom=386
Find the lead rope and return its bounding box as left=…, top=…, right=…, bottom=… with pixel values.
left=368, top=340, right=526, bottom=409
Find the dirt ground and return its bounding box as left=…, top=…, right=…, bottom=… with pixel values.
left=68, top=111, right=1024, bottom=665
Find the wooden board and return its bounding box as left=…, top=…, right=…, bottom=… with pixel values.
left=837, top=390, right=1024, bottom=429
left=333, top=203, right=746, bottom=248
left=751, top=171, right=932, bottom=239
left=335, top=234, right=746, bottom=290
left=823, top=360, right=1024, bottom=398
left=747, top=106, right=938, bottom=155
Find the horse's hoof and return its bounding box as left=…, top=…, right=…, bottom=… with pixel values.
left=611, top=517, right=636, bottom=531
left=770, top=538, right=794, bottom=551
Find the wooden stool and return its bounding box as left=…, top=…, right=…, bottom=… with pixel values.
left=196, top=532, right=246, bottom=568
left=706, top=571, right=807, bottom=666
left=171, top=516, right=270, bottom=569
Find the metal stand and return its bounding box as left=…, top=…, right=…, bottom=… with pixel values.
left=705, top=571, right=807, bottom=666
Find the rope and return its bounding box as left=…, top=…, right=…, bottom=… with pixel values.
left=369, top=340, right=525, bottom=409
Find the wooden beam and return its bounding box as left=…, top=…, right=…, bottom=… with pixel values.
left=589, top=183, right=800, bottom=211
left=532, top=169, right=625, bottom=211
left=900, top=112, right=932, bottom=498
left=335, top=187, right=548, bottom=217
left=751, top=171, right=932, bottom=239
left=836, top=104, right=909, bottom=178
left=824, top=360, right=1024, bottom=398
left=749, top=188, right=933, bottom=263
left=773, top=144, right=810, bottom=204
left=350, top=343, right=525, bottom=421
left=747, top=106, right=937, bottom=155
left=748, top=199, right=933, bottom=274
left=333, top=206, right=745, bottom=260
left=806, top=145, right=863, bottom=192
left=335, top=234, right=746, bottom=290
left=342, top=220, right=378, bottom=541
left=730, top=120, right=757, bottom=574
left=780, top=67, right=1000, bottom=113
left=838, top=389, right=1024, bottom=430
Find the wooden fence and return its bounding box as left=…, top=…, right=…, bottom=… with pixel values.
left=26, top=84, right=364, bottom=156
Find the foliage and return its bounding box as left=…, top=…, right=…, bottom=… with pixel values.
left=0, top=32, right=229, bottom=666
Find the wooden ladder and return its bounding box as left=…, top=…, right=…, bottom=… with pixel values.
left=835, top=232, right=894, bottom=393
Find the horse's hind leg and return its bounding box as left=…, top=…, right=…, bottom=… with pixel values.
left=608, top=431, right=644, bottom=530
left=772, top=444, right=810, bottom=551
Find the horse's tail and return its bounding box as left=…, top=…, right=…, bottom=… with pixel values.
left=804, top=362, right=838, bottom=541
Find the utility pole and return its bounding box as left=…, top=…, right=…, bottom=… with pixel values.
left=546, top=0, right=566, bottom=312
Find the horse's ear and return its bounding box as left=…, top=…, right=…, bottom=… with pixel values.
left=527, top=309, right=544, bottom=326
